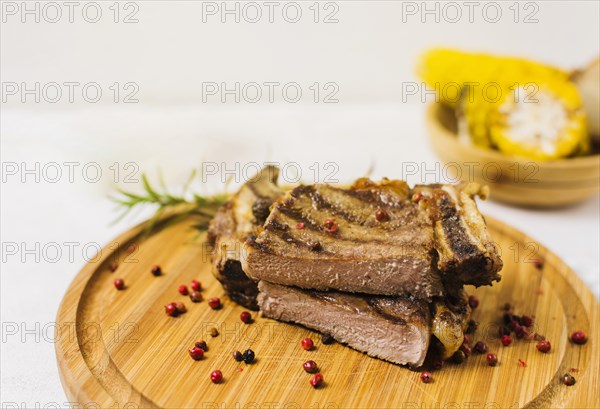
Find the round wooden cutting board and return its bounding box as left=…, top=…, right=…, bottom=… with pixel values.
left=55, top=214, right=599, bottom=408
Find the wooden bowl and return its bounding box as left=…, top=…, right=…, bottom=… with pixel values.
left=426, top=103, right=600, bottom=207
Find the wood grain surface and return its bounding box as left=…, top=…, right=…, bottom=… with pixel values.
left=55, top=214, right=600, bottom=408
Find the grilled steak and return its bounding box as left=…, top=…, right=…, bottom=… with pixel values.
left=242, top=178, right=502, bottom=298
left=208, top=166, right=283, bottom=310
left=257, top=281, right=431, bottom=367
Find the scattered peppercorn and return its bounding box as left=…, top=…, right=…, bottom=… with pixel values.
left=562, top=373, right=576, bottom=386
left=570, top=331, right=587, bottom=345
left=486, top=353, right=498, bottom=366
left=499, top=326, right=511, bottom=337
left=174, top=302, right=187, bottom=314
left=303, top=360, right=318, bottom=373
left=521, top=315, right=534, bottom=327
left=242, top=349, right=255, bottom=364
left=375, top=209, right=389, bottom=222
left=321, top=333, right=335, bottom=345
left=468, top=295, right=479, bottom=309
left=502, top=302, right=513, bottom=311
left=165, top=303, right=177, bottom=317
left=451, top=350, right=467, bottom=364
left=460, top=344, right=472, bottom=357
left=420, top=371, right=432, bottom=383
left=210, top=327, right=219, bottom=337
left=516, top=326, right=531, bottom=340
left=301, top=338, right=314, bottom=351
left=195, top=340, right=208, bottom=351
left=465, top=319, right=479, bottom=334
left=433, top=359, right=444, bottom=370
left=240, top=311, right=253, bottom=324
left=178, top=285, right=189, bottom=296
left=151, top=265, right=162, bottom=276
left=322, top=219, right=338, bottom=234
left=473, top=341, right=488, bottom=354
left=113, top=278, right=125, bottom=290
left=188, top=347, right=204, bottom=361
left=307, top=241, right=322, bottom=252
left=210, top=370, right=223, bottom=384
left=310, top=373, right=324, bottom=388
left=533, top=258, right=544, bottom=270
left=233, top=351, right=243, bottom=361
left=109, top=262, right=118, bottom=272
left=207, top=297, right=222, bottom=310
left=189, top=291, right=203, bottom=302
left=191, top=280, right=202, bottom=292
left=508, top=320, right=521, bottom=332
left=536, top=340, right=551, bottom=353
left=296, top=222, right=305, bottom=229
left=501, top=335, right=512, bottom=346
left=463, top=334, right=471, bottom=346
left=503, top=312, right=515, bottom=325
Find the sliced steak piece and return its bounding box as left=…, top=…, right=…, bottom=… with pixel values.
left=242, top=177, right=501, bottom=298
left=208, top=166, right=283, bottom=310
left=242, top=178, right=444, bottom=298
left=257, top=281, right=431, bottom=367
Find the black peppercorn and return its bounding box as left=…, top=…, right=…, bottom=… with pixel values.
left=242, top=349, right=255, bottom=364
left=195, top=340, right=208, bottom=352
left=451, top=350, right=467, bottom=364
left=307, top=241, right=322, bottom=252
left=562, top=373, right=576, bottom=386
left=465, top=319, right=479, bottom=334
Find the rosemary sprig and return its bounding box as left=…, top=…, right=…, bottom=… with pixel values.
left=110, top=169, right=228, bottom=233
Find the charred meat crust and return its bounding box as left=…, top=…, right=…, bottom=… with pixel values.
left=418, top=184, right=503, bottom=287
left=208, top=166, right=284, bottom=310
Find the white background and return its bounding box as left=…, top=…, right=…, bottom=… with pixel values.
left=1, top=0, right=599, bottom=405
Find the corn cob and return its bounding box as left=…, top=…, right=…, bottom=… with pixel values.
left=419, top=49, right=589, bottom=159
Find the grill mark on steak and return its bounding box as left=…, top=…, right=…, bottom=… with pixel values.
left=342, top=188, right=408, bottom=211
left=265, top=218, right=289, bottom=232
left=276, top=205, right=321, bottom=231
left=243, top=178, right=502, bottom=298
left=272, top=209, right=398, bottom=248
left=308, top=188, right=366, bottom=224
left=273, top=191, right=431, bottom=249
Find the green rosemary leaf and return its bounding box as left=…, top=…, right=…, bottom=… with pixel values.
left=141, top=174, right=161, bottom=202
left=111, top=168, right=229, bottom=234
